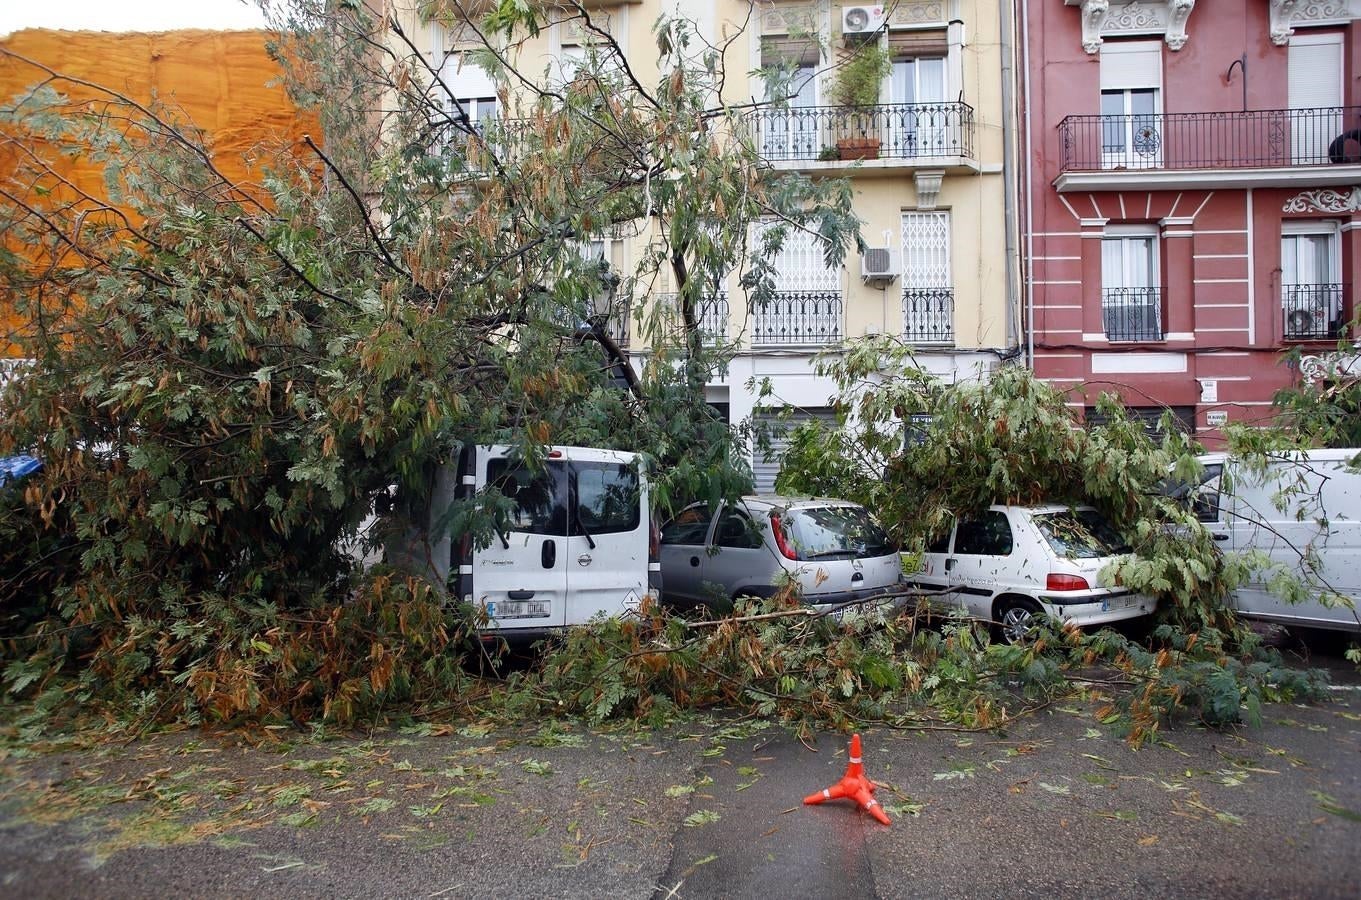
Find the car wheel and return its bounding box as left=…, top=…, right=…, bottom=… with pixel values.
left=994, top=597, right=1043, bottom=644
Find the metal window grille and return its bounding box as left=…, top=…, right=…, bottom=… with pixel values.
left=1101, top=287, right=1164, bottom=342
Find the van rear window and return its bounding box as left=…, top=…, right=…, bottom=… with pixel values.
left=574, top=463, right=641, bottom=534
left=488, top=460, right=568, bottom=535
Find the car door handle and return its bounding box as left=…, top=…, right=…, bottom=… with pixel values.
left=578, top=553, right=593, bottom=567
left=508, top=590, right=535, bottom=600
left=1212, top=533, right=1229, bottom=542
left=689, top=556, right=700, bottom=567
left=851, top=572, right=864, bottom=582
left=945, top=558, right=956, bottom=571
left=541, top=540, right=556, bottom=569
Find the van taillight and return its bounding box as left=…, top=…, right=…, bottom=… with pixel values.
left=648, top=519, right=660, bottom=561
left=769, top=513, right=799, bottom=560
left=1046, top=573, right=1090, bottom=591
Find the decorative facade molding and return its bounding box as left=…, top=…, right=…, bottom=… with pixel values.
left=1300, top=351, right=1361, bottom=383
left=1269, top=0, right=1359, bottom=46
left=1065, top=0, right=1198, bottom=53
left=1283, top=186, right=1361, bottom=213
left=914, top=170, right=945, bottom=210
left=887, top=1, right=948, bottom=28
left=760, top=2, right=822, bottom=35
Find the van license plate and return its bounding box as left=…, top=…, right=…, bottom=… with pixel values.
left=492, top=600, right=549, bottom=619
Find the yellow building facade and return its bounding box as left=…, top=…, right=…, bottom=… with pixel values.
left=399, top=1, right=1019, bottom=488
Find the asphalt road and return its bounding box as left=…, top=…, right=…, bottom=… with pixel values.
left=0, top=631, right=1357, bottom=899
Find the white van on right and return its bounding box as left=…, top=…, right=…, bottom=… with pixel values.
left=1188, top=449, right=1361, bottom=632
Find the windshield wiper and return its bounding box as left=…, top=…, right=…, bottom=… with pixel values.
left=574, top=511, right=597, bottom=550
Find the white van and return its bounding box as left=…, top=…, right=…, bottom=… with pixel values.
left=374, top=445, right=658, bottom=641
left=1183, top=450, right=1361, bottom=633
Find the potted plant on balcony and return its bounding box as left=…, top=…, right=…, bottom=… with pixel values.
left=831, top=43, right=891, bottom=161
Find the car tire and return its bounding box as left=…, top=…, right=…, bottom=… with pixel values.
left=994, top=596, right=1043, bottom=644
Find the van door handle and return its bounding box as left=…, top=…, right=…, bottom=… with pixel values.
left=577, top=553, right=593, bottom=567
left=689, top=556, right=700, bottom=567
left=945, top=558, right=956, bottom=571
left=1212, top=533, right=1229, bottom=542
left=508, top=590, right=535, bottom=600
left=541, top=540, right=556, bottom=568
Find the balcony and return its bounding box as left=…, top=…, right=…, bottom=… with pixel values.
left=1101, top=287, right=1164, bottom=342
left=745, top=102, right=976, bottom=171
left=1056, top=107, right=1361, bottom=191
left=655, top=292, right=730, bottom=344
left=1283, top=284, right=1349, bottom=342
left=752, top=291, right=842, bottom=346
left=902, top=288, right=954, bottom=344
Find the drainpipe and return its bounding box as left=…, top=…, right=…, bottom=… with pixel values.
left=1019, top=0, right=1036, bottom=368
left=998, top=0, right=1021, bottom=352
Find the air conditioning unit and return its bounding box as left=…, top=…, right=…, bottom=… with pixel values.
left=842, top=5, right=886, bottom=39
left=861, top=246, right=899, bottom=285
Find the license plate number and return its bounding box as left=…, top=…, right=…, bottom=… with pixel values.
left=1101, top=595, right=1135, bottom=613
left=488, top=600, right=550, bottom=620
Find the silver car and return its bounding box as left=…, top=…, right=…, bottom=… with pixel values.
left=659, top=496, right=903, bottom=614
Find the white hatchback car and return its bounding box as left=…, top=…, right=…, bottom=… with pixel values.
left=659, top=496, right=905, bottom=614
left=909, top=504, right=1157, bottom=642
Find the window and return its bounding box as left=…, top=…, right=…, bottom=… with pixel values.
left=437, top=52, right=499, bottom=148
left=1101, top=228, right=1163, bottom=341
left=1281, top=223, right=1343, bottom=340
left=715, top=508, right=764, bottom=550
left=487, top=459, right=568, bottom=536
left=757, top=34, right=820, bottom=160
left=1032, top=510, right=1130, bottom=560
left=901, top=211, right=953, bottom=344
left=952, top=511, right=1013, bottom=556
left=661, top=504, right=711, bottom=545
left=885, top=28, right=950, bottom=155
left=749, top=222, right=842, bottom=346
left=1099, top=41, right=1161, bottom=169
left=573, top=463, right=640, bottom=534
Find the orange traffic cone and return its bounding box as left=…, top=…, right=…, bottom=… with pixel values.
left=802, top=733, right=891, bottom=826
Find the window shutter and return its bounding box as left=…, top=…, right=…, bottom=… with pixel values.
left=888, top=29, right=947, bottom=59
left=752, top=408, right=838, bottom=494
left=1288, top=34, right=1342, bottom=109
left=760, top=36, right=820, bottom=67
left=1099, top=41, right=1162, bottom=90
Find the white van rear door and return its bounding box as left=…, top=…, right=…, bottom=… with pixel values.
left=475, top=448, right=568, bottom=629
left=564, top=448, right=649, bottom=626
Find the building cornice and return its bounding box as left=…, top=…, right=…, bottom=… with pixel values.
left=1055, top=164, right=1361, bottom=192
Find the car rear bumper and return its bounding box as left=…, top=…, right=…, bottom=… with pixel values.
left=1042, top=591, right=1157, bottom=626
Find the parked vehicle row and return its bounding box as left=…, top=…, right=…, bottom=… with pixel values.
left=358, top=442, right=1361, bottom=643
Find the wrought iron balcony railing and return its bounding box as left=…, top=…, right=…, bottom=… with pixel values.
left=752, top=291, right=842, bottom=346
left=1283, top=284, right=1348, bottom=341
left=1059, top=106, right=1361, bottom=172
left=902, top=288, right=954, bottom=344
left=746, top=102, right=975, bottom=163
left=656, top=292, right=729, bottom=343
left=1101, top=287, right=1164, bottom=342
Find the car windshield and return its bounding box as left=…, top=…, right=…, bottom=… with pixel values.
left=1033, top=509, right=1130, bottom=559
left=780, top=506, right=895, bottom=560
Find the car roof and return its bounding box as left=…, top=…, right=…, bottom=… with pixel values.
left=988, top=502, right=1097, bottom=515
left=743, top=494, right=862, bottom=510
